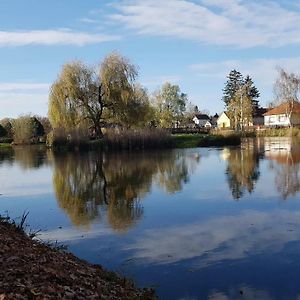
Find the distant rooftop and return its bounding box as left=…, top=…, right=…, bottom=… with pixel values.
left=194, top=114, right=210, bottom=120
left=264, top=101, right=300, bottom=116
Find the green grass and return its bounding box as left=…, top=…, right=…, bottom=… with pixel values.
left=0, top=143, right=12, bottom=148
left=171, top=133, right=241, bottom=148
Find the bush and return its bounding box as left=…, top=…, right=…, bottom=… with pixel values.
left=0, top=124, right=6, bottom=137
left=0, top=118, right=13, bottom=138
left=104, top=129, right=172, bottom=150
left=47, top=127, right=89, bottom=150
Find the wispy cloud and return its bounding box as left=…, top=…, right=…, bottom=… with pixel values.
left=0, top=92, right=49, bottom=118
left=0, top=82, right=49, bottom=92
left=111, top=0, right=300, bottom=48
left=0, top=29, right=120, bottom=47
left=124, top=209, right=300, bottom=266
left=190, top=57, right=300, bottom=86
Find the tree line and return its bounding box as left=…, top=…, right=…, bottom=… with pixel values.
left=2, top=52, right=300, bottom=145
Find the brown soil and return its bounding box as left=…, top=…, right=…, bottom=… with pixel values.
left=0, top=220, right=156, bottom=300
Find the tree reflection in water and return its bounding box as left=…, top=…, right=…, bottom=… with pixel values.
left=52, top=150, right=199, bottom=231
left=265, top=137, right=300, bottom=199
left=225, top=139, right=260, bottom=200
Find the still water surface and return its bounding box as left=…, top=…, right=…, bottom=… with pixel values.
left=1, top=137, right=300, bottom=299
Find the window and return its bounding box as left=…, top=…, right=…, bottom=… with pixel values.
left=279, top=115, right=286, bottom=122
left=269, top=116, right=275, bottom=123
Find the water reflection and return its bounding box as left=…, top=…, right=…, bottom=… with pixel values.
left=223, top=139, right=260, bottom=199
left=221, top=137, right=300, bottom=200
left=0, top=145, right=48, bottom=169
left=264, top=137, right=300, bottom=199
left=52, top=150, right=199, bottom=230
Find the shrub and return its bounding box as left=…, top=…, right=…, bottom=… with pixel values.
left=0, top=118, right=12, bottom=138
left=104, top=129, right=172, bottom=150
left=47, top=127, right=89, bottom=150
left=0, top=124, right=6, bottom=137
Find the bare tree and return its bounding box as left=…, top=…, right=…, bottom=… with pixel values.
left=273, top=67, right=300, bottom=126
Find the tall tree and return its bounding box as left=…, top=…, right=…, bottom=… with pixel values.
left=244, top=75, right=260, bottom=111
left=222, top=70, right=244, bottom=106
left=100, top=52, right=139, bottom=128
left=227, top=83, right=253, bottom=130
left=49, top=61, right=105, bottom=137
left=154, top=82, right=187, bottom=128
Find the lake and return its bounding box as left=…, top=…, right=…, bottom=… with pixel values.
left=1, top=137, right=300, bottom=299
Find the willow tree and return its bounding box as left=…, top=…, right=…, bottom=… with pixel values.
left=100, top=52, right=140, bottom=127
left=48, top=61, right=105, bottom=137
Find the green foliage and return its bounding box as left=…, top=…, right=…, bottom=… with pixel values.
left=12, top=116, right=40, bottom=145
left=0, top=124, right=6, bottom=137
left=100, top=52, right=143, bottom=128
left=0, top=118, right=13, bottom=138
left=222, top=70, right=260, bottom=112
left=222, top=70, right=244, bottom=106
left=154, top=82, right=187, bottom=128
left=49, top=53, right=151, bottom=136
left=49, top=61, right=99, bottom=134
left=171, top=134, right=241, bottom=148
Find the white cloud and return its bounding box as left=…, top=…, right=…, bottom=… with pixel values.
left=0, top=29, right=120, bottom=47
left=190, top=57, right=300, bottom=86
left=0, top=82, right=50, bottom=118
left=124, top=209, right=300, bottom=266
left=0, top=83, right=49, bottom=92
left=111, top=0, right=300, bottom=48
left=0, top=92, right=48, bottom=118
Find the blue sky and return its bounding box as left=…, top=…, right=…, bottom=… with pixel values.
left=1, top=0, right=300, bottom=118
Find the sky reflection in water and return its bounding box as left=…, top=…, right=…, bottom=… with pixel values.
left=0, top=137, right=300, bottom=299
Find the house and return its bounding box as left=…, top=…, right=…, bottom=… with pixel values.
left=217, top=112, right=231, bottom=129
left=253, top=107, right=268, bottom=126
left=192, top=114, right=212, bottom=128
left=264, top=101, right=300, bottom=127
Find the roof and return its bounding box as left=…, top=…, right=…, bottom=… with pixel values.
left=217, top=111, right=230, bottom=120
left=194, top=114, right=210, bottom=120
left=264, top=101, right=300, bottom=116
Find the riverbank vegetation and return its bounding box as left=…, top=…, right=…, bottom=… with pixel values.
left=2, top=53, right=300, bottom=151
left=0, top=214, right=155, bottom=299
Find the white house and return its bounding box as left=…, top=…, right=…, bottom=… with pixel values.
left=264, top=101, right=300, bottom=127
left=217, top=112, right=231, bottom=129
left=192, top=114, right=212, bottom=128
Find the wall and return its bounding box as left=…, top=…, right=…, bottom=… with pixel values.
left=217, top=113, right=231, bottom=128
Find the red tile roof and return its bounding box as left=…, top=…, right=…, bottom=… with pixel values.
left=264, top=101, right=300, bottom=116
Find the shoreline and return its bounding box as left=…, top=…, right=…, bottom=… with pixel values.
left=0, top=218, right=156, bottom=299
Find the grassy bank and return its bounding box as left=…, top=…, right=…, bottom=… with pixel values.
left=0, top=215, right=155, bottom=299
left=48, top=130, right=241, bottom=152
left=0, top=143, right=12, bottom=149
left=171, top=133, right=241, bottom=148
